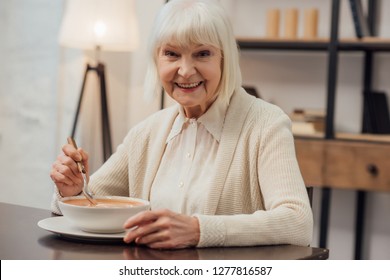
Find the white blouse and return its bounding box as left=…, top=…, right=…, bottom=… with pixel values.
left=150, top=96, right=228, bottom=214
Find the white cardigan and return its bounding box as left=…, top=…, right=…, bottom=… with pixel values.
left=52, top=88, right=313, bottom=247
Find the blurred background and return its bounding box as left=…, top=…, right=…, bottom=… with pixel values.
left=0, top=0, right=389, bottom=259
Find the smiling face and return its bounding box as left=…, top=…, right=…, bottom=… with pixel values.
left=157, top=43, right=222, bottom=118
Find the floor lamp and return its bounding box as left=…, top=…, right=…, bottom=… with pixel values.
left=71, top=61, right=112, bottom=161
left=58, top=0, right=139, bottom=162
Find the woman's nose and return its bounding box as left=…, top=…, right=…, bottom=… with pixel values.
left=178, top=58, right=196, bottom=78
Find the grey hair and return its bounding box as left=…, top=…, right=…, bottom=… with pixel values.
left=143, top=0, right=242, bottom=104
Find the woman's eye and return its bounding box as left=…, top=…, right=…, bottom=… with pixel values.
left=197, top=50, right=211, bottom=57
left=164, top=50, right=178, bottom=57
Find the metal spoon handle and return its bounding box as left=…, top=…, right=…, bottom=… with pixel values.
left=67, top=137, right=86, bottom=173
left=67, top=137, right=97, bottom=205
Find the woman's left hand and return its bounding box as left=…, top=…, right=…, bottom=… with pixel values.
left=123, top=209, right=200, bottom=249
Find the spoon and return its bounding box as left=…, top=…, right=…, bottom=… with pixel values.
left=67, top=137, right=97, bottom=206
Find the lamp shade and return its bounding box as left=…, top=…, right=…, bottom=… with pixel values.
left=59, top=0, right=139, bottom=51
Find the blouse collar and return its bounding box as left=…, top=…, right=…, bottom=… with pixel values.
left=166, top=95, right=229, bottom=143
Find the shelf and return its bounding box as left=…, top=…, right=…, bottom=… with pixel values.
left=338, top=37, right=390, bottom=51
left=237, top=37, right=390, bottom=52
left=294, top=131, right=390, bottom=143
left=237, top=37, right=329, bottom=51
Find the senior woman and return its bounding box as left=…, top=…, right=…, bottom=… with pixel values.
left=50, top=0, right=313, bottom=249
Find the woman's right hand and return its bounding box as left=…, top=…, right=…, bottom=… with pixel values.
left=50, top=143, right=89, bottom=197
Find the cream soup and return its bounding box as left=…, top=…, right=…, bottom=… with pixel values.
left=64, top=198, right=143, bottom=208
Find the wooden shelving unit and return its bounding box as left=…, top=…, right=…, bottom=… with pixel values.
left=237, top=0, right=390, bottom=259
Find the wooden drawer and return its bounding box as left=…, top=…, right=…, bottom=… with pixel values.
left=325, top=141, right=390, bottom=192
left=294, top=138, right=326, bottom=187
left=295, top=138, right=390, bottom=192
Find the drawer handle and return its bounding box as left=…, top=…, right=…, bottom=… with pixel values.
left=366, top=164, right=379, bottom=176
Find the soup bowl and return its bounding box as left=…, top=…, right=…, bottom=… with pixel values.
left=58, top=196, right=150, bottom=233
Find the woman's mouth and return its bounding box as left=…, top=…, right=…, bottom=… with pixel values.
left=175, top=81, right=203, bottom=89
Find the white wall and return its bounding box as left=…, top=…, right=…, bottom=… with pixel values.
left=0, top=0, right=389, bottom=260
left=0, top=0, right=62, bottom=209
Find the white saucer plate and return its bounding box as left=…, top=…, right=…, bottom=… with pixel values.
left=37, top=217, right=126, bottom=243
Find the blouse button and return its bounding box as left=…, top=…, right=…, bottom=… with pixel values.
left=189, top=119, right=196, bottom=126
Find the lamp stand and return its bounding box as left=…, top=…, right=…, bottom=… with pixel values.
left=71, top=62, right=113, bottom=162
